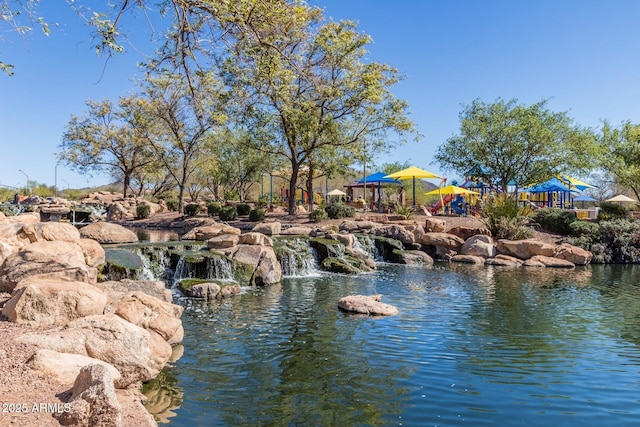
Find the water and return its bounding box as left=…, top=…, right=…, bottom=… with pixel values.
left=145, top=263, right=640, bottom=426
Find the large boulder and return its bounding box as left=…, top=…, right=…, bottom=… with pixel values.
left=79, top=222, right=138, bottom=244
left=182, top=224, right=241, bottom=240
left=0, top=240, right=96, bottom=292
left=460, top=235, right=496, bottom=258
left=111, top=291, right=183, bottom=343
left=180, top=282, right=221, bottom=299
left=238, top=232, right=273, bottom=246
left=525, top=255, right=575, bottom=268
left=227, top=244, right=282, bottom=285
left=425, top=218, right=446, bottom=232
left=206, top=234, right=239, bottom=249
left=421, top=232, right=465, bottom=258
left=495, top=239, right=556, bottom=260
left=37, top=222, right=82, bottom=241
left=27, top=349, right=122, bottom=386
left=451, top=254, right=486, bottom=264
left=2, top=280, right=107, bottom=325
left=95, top=279, right=173, bottom=303
left=554, top=244, right=593, bottom=265
left=106, top=202, right=133, bottom=222
left=391, top=249, right=434, bottom=266
left=338, top=294, right=398, bottom=316
left=484, top=254, right=523, bottom=267
left=55, top=364, right=122, bottom=427
left=280, top=226, right=313, bottom=236
left=252, top=222, right=282, bottom=236
left=376, top=224, right=415, bottom=245
left=326, top=232, right=356, bottom=248
left=17, top=314, right=170, bottom=388
left=447, top=225, right=491, bottom=241
left=75, top=238, right=106, bottom=268
left=339, top=220, right=376, bottom=233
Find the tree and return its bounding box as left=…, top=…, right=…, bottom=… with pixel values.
left=135, top=71, right=227, bottom=213
left=228, top=9, right=418, bottom=214
left=434, top=98, right=599, bottom=193
left=600, top=121, right=640, bottom=200
left=58, top=97, right=157, bottom=197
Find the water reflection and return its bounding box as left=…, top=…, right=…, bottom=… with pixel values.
left=153, top=263, right=640, bottom=427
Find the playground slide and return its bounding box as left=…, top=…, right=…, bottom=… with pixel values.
left=429, top=179, right=473, bottom=214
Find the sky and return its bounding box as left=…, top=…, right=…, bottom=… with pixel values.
left=1, top=0, right=640, bottom=190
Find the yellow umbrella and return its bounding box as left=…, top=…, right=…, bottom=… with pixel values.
left=384, top=166, right=442, bottom=208
left=425, top=185, right=480, bottom=196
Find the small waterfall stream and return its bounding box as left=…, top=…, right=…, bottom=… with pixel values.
left=274, top=237, right=320, bottom=277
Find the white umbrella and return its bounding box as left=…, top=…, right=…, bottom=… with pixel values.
left=327, top=189, right=346, bottom=196
left=605, top=194, right=635, bottom=203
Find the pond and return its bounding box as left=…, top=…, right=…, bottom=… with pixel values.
left=143, top=261, right=640, bottom=426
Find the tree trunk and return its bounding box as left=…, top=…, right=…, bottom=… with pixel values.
left=123, top=174, right=130, bottom=198
left=288, top=163, right=299, bottom=215
left=306, top=174, right=314, bottom=212
left=178, top=185, right=185, bottom=214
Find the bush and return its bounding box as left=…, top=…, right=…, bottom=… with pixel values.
left=136, top=203, right=151, bottom=219
left=249, top=208, right=265, bottom=222
left=309, top=208, right=328, bottom=222
left=324, top=203, right=355, bottom=219
left=531, top=208, right=577, bottom=235
left=184, top=203, right=201, bottom=216
left=598, top=202, right=628, bottom=221
left=237, top=203, right=251, bottom=216
left=481, top=195, right=534, bottom=240
left=207, top=201, right=222, bottom=216
left=569, top=220, right=601, bottom=238
left=219, top=206, right=238, bottom=221
left=396, top=205, right=413, bottom=219
left=165, top=199, right=179, bottom=211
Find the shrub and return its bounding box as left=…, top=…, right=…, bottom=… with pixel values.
left=396, top=205, right=413, bottom=219
left=309, top=208, right=328, bottom=222
left=207, top=201, right=222, bottom=216
left=598, top=202, right=628, bottom=221
left=249, top=208, right=265, bottom=222
left=184, top=203, right=201, bottom=216
left=224, top=189, right=239, bottom=201
left=237, top=203, right=251, bottom=216
left=531, top=208, right=577, bottom=235
left=324, top=203, right=355, bottom=219
left=136, top=203, right=151, bottom=219
left=165, top=199, right=179, bottom=211
left=219, top=206, right=238, bottom=221
left=487, top=216, right=535, bottom=240
left=569, top=221, right=601, bottom=238
left=481, top=195, right=534, bottom=240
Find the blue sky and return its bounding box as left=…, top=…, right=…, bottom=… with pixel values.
left=1, top=0, right=639, bottom=190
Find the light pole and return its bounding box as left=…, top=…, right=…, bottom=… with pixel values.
left=55, top=164, right=58, bottom=197
left=18, top=169, right=29, bottom=195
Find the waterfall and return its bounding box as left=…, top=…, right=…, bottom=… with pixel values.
left=133, top=247, right=173, bottom=281
left=275, top=238, right=320, bottom=277
left=354, top=234, right=382, bottom=261
left=172, top=252, right=237, bottom=287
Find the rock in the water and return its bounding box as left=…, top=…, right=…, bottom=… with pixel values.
left=338, top=294, right=398, bottom=316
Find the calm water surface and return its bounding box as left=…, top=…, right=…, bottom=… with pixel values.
left=147, top=263, right=640, bottom=426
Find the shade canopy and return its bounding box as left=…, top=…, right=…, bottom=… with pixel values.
left=523, top=177, right=575, bottom=193
left=606, top=194, right=635, bottom=203
left=384, top=166, right=442, bottom=208
left=327, top=189, right=346, bottom=196
left=384, top=166, right=442, bottom=180
left=559, top=176, right=596, bottom=191
left=357, top=171, right=399, bottom=184
left=425, top=185, right=479, bottom=196
left=572, top=194, right=596, bottom=202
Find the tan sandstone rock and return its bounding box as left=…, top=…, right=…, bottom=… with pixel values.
left=79, top=222, right=138, bottom=244
left=338, top=294, right=398, bottom=316
left=2, top=280, right=107, bottom=325
left=27, top=348, right=122, bottom=386
left=495, top=238, right=556, bottom=260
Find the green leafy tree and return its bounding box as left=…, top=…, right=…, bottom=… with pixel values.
left=228, top=9, right=418, bottom=214
left=435, top=98, right=600, bottom=193
left=58, top=97, right=157, bottom=197
left=135, top=72, right=227, bottom=213
left=600, top=121, right=640, bottom=200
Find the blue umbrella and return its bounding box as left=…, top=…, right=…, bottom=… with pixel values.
left=357, top=172, right=400, bottom=213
